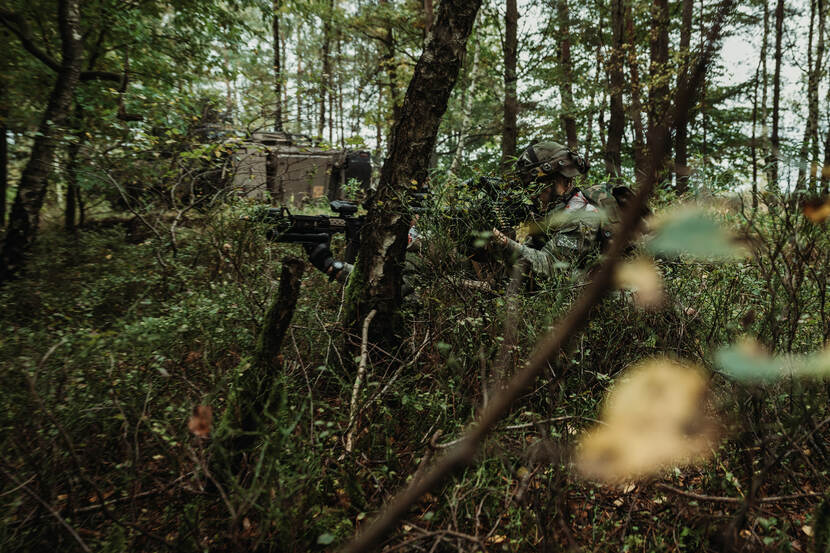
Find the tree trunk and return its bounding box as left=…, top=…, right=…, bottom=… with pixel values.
left=450, top=30, right=481, bottom=175
left=379, top=0, right=401, bottom=131
left=345, top=0, right=481, bottom=348
left=606, top=0, right=625, bottom=180
left=65, top=105, right=83, bottom=232
left=273, top=0, right=283, bottom=132
left=647, top=0, right=671, bottom=188
left=751, top=60, right=760, bottom=209
left=822, top=117, right=830, bottom=194
left=501, top=0, right=518, bottom=166
left=584, top=10, right=604, bottom=166
left=770, top=0, right=785, bottom=190
left=674, top=0, right=694, bottom=194
left=0, top=78, right=7, bottom=228
left=823, top=61, right=830, bottom=194
left=797, top=0, right=816, bottom=189
left=759, top=0, right=770, bottom=193
left=802, top=0, right=825, bottom=190
left=810, top=0, right=825, bottom=187
left=216, top=258, right=304, bottom=471
left=337, top=32, right=345, bottom=147
left=296, top=22, right=302, bottom=132
left=0, top=0, right=82, bottom=283
left=318, top=0, right=333, bottom=141
left=424, top=0, right=434, bottom=37
left=557, top=0, right=577, bottom=150
left=625, top=6, right=647, bottom=186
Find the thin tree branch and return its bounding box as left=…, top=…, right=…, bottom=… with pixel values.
left=1, top=9, right=122, bottom=82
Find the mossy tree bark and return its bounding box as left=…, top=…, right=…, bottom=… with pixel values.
left=344, top=0, right=481, bottom=350
left=216, top=258, right=304, bottom=470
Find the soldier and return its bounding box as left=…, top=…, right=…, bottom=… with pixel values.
left=306, top=140, right=625, bottom=285
left=491, top=141, right=604, bottom=277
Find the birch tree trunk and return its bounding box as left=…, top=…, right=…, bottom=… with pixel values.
left=345, top=0, right=481, bottom=348
left=318, top=0, right=333, bottom=141
left=802, top=0, right=825, bottom=190
left=810, top=0, right=825, bottom=187
left=0, top=0, right=82, bottom=283
left=797, top=0, right=817, bottom=189
left=625, top=6, right=647, bottom=186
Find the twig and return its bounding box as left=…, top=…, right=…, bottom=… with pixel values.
left=412, top=431, right=443, bottom=486
left=655, top=482, right=824, bottom=504
left=503, top=415, right=606, bottom=430
left=365, top=329, right=431, bottom=407
left=73, top=473, right=192, bottom=514
left=345, top=309, right=378, bottom=453
left=0, top=466, right=92, bottom=553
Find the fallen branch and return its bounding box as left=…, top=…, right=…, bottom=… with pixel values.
left=655, top=483, right=824, bottom=504
left=345, top=309, right=378, bottom=452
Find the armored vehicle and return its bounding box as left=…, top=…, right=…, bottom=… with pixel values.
left=232, top=132, right=372, bottom=206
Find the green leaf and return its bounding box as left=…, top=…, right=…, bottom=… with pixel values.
left=317, top=532, right=336, bottom=545
left=646, top=210, right=744, bottom=260
left=715, top=339, right=830, bottom=383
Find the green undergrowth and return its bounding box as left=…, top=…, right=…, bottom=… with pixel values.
left=1, top=195, right=829, bottom=552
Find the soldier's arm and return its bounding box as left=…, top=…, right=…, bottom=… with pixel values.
left=492, top=229, right=562, bottom=277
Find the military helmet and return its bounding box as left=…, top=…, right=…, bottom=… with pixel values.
left=515, top=141, right=588, bottom=182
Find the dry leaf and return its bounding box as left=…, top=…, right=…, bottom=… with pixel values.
left=576, top=358, right=718, bottom=484
left=615, top=258, right=665, bottom=309
left=188, top=405, right=213, bottom=438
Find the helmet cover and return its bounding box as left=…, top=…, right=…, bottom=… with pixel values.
left=516, top=141, right=588, bottom=180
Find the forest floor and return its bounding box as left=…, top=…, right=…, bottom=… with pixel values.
left=1, top=201, right=828, bottom=552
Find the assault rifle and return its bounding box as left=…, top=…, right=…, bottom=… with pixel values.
left=251, top=183, right=538, bottom=277
left=252, top=200, right=364, bottom=263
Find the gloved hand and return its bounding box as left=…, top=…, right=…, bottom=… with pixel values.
left=304, top=242, right=334, bottom=274
left=304, top=242, right=345, bottom=281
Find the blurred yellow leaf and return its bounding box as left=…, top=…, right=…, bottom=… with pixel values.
left=615, top=258, right=664, bottom=309
left=576, top=359, right=718, bottom=484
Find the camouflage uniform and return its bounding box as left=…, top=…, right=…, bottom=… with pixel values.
left=503, top=189, right=601, bottom=277
left=495, top=141, right=611, bottom=278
